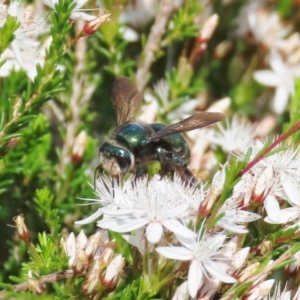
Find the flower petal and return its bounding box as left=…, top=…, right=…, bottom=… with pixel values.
left=253, top=70, right=279, bottom=86
left=75, top=208, right=103, bottom=225
left=156, top=246, right=193, bottom=261
left=204, top=261, right=236, bottom=283
left=98, top=217, right=149, bottom=232
left=282, top=177, right=300, bottom=207
left=188, top=260, right=203, bottom=298
left=146, top=222, right=163, bottom=244
left=272, top=86, right=289, bottom=114
left=264, top=195, right=281, bottom=223
left=162, top=219, right=195, bottom=239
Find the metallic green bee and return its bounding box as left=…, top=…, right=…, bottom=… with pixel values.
left=97, top=77, right=223, bottom=184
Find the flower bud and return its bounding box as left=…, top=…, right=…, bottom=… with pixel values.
left=84, top=231, right=103, bottom=260
left=76, top=230, right=88, bottom=250
left=100, top=254, right=125, bottom=288
left=72, top=249, right=89, bottom=274
left=245, top=279, right=275, bottom=300
left=13, top=215, right=30, bottom=242
left=239, top=262, right=260, bottom=282
left=81, top=12, right=111, bottom=36
left=190, top=14, right=219, bottom=64
left=72, top=131, right=88, bottom=162
left=99, top=243, right=115, bottom=265
left=27, top=271, right=45, bottom=294
left=253, top=167, right=273, bottom=204
left=232, top=247, right=250, bottom=270
left=81, top=260, right=102, bottom=295
left=199, top=14, right=219, bottom=42
left=199, top=166, right=226, bottom=216
left=256, top=240, right=272, bottom=256
left=61, top=232, right=76, bottom=266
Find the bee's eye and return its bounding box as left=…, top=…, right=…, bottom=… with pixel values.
left=116, top=149, right=133, bottom=172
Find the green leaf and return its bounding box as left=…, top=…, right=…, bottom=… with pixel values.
left=34, top=187, right=61, bottom=236
left=0, top=15, right=20, bottom=55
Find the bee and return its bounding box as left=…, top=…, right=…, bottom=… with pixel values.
left=97, top=77, right=223, bottom=185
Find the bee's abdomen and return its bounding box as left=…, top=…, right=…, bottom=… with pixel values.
left=150, top=123, right=190, bottom=160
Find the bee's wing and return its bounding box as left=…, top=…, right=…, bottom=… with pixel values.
left=112, top=77, right=143, bottom=125
left=148, top=112, right=224, bottom=141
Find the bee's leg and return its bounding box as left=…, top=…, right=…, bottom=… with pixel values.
left=94, top=166, right=101, bottom=190
left=135, top=163, right=146, bottom=178
left=175, top=165, right=198, bottom=187
left=156, top=148, right=172, bottom=177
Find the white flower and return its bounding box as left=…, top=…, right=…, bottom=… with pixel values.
left=275, top=33, right=300, bottom=66
left=206, top=116, right=257, bottom=156
left=98, top=175, right=195, bottom=244
left=246, top=279, right=275, bottom=300
left=141, top=76, right=207, bottom=127
left=119, top=0, right=158, bottom=28
left=119, top=26, right=139, bottom=42
left=42, top=0, right=96, bottom=21
left=0, top=2, right=48, bottom=80
left=264, top=177, right=300, bottom=225
left=253, top=50, right=300, bottom=114
left=232, top=172, right=258, bottom=206
left=156, top=228, right=236, bottom=298
left=235, top=3, right=291, bottom=48
left=75, top=176, right=118, bottom=225
left=216, top=197, right=261, bottom=233
left=248, top=10, right=290, bottom=46
left=77, top=175, right=197, bottom=244
left=240, top=140, right=300, bottom=205
left=255, top=144, right=300, bottom=198
left=197, top=239, right=249, bottom=299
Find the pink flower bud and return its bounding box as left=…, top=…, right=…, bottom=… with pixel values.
left=81, top=12, right=111, bottom=36
left=72, top=131, right=87, bottom=162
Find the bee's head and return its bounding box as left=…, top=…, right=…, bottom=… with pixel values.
left=98, top=142, right=135, bottom=176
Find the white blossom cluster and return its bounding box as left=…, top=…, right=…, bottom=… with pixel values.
left=0, top=0, right=102, bottom=80
left=76, top=112, right=300, bottom=298
left=76, top=171, right=261, bottom=298
left=204, top=116, right=300, bottom=229
left=0, top=1, right=47, bottom=80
